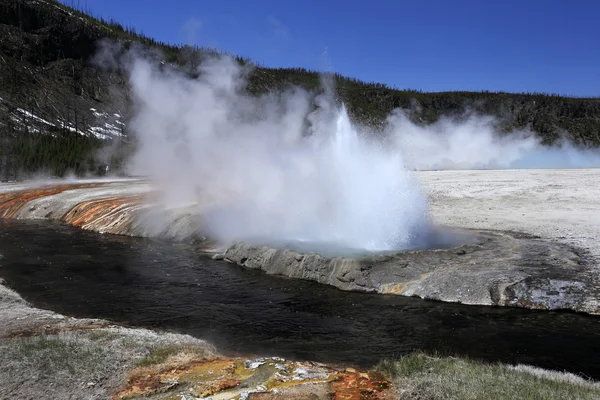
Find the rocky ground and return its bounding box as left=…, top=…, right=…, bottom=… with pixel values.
left=418, top=169, right=600, bottom=264
left=220, top=229, right=598, bottom=313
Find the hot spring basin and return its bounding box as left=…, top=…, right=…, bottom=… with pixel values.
left=238, top=227, right=476, bottom=259
left=219, top=228, right=599, bottom=314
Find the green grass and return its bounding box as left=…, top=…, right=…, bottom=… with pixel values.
left=376, top=353, right=600, bottom=400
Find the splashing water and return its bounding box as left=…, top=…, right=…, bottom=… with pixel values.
left=201, top=105, right=431, bottom=252
left=313, top=105, right=430, bottom=250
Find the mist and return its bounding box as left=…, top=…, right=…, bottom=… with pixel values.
left=115, top=50, right=600, bottom=250
left=122, top=54, right=431, bottom=250
left=388, top=111, right=600, bottom=170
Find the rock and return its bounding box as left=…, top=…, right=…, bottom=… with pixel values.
left=114, top=357, right=396, bottom=399
left=222, top=230, right=600, bottom=314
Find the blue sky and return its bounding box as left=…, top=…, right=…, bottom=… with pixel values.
left=64, top=0, right=599, bottom=97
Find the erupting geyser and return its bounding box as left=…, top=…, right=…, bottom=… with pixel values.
left=312, top=105, right=430, bottom=251
left=124, top=54, right=430, bottom=251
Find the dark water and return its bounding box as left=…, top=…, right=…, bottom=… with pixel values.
left=1, top=220, right=600, bottom=378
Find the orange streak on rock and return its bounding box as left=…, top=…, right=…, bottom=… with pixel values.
left=331, top=369, right=394, bottom=400
left=113, top=357, right=397, bottom=400
left=62, top=195, right=145, bottom=228
left=113, top=359, right=239, bottom=399
left=0, top=183, right=102, bottom=218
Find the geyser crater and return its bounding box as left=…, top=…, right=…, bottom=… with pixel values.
left=209, top=225, right=475, bottom=259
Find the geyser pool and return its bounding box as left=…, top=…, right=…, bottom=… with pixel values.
left=242, top=226, right=474, bottom=258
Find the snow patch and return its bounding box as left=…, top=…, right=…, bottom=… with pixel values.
left=16, top=108, right=56, bottom=127
left=3, top=104, right=125, bottom=140
left=90, top=108, right=125, bottom=138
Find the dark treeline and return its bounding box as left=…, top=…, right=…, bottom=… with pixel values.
left=0, top=0, right=599, bottom=179
left=0, top=129, right=103, bottom=180
left=249, top=67, right=600, bottom=146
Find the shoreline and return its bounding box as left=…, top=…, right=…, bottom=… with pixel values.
left=1, top=170, right=599, bottom=314
left=0, top=277, right=398, bottom=399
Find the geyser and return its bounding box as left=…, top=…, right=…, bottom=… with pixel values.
left=118, top=51, right=599, bottom=252
left=124, top=55, right=430, bottom=251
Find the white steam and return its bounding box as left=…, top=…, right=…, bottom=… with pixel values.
left=126, top=56, right=429, bottom=250
left=388, top=112, right=600, bottom=170
left=120, top=51, right=600, bottom=250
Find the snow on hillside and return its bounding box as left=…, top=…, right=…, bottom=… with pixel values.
left=89, top=108, right=125, bottom=139
left=0, top=96, right=124, bottom=140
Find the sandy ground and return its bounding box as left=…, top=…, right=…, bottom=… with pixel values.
left=417, top=169, right=600, bottom=263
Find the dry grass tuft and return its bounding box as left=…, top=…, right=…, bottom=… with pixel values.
left=376, top=352, right=600, bottom=400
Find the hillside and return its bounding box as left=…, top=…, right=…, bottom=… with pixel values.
left=0, top=0, right=599, bottom=179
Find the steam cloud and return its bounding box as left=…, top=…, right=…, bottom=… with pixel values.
left=388, top=112, right=600, bottom=170
left=125, top=55, right=428, bottom=250
left=114, top=49, right=600, bottom=250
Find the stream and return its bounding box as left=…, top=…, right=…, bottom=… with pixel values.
left=1, top=219, right=599, bottom=378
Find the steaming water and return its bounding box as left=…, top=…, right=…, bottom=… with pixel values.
left=126, top=56, right=432, bottom=252
left=318, top=106, right=429, bottom=251
left=247, top=105, right=431, bottom=252
left=2, top=220, right=600, bottom=378
left=248, top=226, right=473, bottom=258
left=195, top=105, right=431, bottom=253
